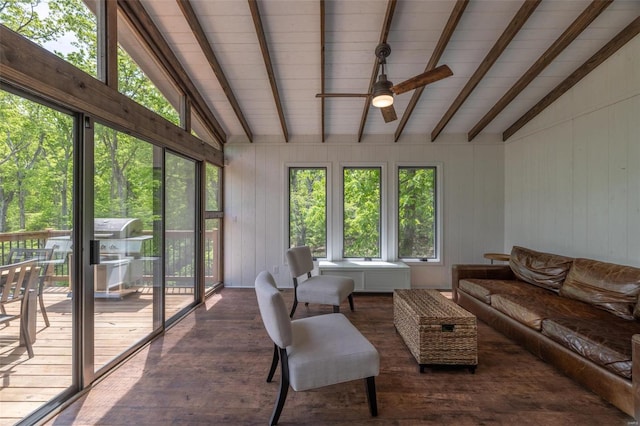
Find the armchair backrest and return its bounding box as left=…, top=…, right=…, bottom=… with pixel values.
left=8, top=248, right=54, bottom=264
left=0, top=259, right=39, bottom=304
left=255, top=271, right=293, bottom=349
left=286, top=246, right=314, bottom=278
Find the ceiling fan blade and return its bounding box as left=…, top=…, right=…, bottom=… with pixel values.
left=391, top=64, right=453, bottom=95
left=381, top=104, right=397, bottom=123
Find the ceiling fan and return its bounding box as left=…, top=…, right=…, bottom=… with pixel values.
left=317, top=43, right=453, bottom=123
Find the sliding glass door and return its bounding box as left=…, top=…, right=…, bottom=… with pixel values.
left=92, top=123, right=163, bottom=373
left=164, top=152, right=197, bottom=320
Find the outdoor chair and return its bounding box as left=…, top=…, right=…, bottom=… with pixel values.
left=0, top=259, right=40, bottom=358
left=8, top=248, right=55, bottom=327
left=254, top=270, right=379, bottom=426
left=285, top=246, right=354, bottom=317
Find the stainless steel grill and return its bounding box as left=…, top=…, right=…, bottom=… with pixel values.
left=94, top=218, right=151, bottom=298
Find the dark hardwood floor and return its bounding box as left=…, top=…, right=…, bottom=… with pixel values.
left=48, top=288, right=633, bottom=425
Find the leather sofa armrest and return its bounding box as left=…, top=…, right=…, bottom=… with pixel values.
left=451, top=264, right=515, bottom=302
left=633, top=334, right=640, bottom=420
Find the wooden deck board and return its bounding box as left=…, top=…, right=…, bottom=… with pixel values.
left=0, top=287, right=193, bottom=425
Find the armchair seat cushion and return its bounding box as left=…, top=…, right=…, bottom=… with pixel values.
left=297, top=275, right=354, bottom=306
left=288, top=313, right=379, bottom=391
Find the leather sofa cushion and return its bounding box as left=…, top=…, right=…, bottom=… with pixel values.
left=542, top=317, right=640, bottom=379
left=458, top=279, right=551, bottom=304
left=559, top=258, right=640, bottom=320
left=490, top=292, right=611, bottom=331
left=509, top=246, right=573, bottom=292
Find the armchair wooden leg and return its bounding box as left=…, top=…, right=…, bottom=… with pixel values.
left=348, top=294, right=354, bottom=311
left=270, top=348, right=290, bottom=426
left=365, top=376, right=378, bottom=416
left=39, top=280, right=50, bottom=327
left=289, top=299, right=298, bottom=318
left=267, top=344, right=279, bottom=382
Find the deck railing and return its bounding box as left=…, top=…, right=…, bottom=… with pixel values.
left=0, top=229, right=220, bottom=285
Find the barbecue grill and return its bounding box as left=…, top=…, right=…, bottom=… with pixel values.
left=94, top=218, right=151, bottom=298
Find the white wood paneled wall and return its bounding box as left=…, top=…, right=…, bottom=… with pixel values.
left=224, top=135, right=505, bottom=288
left=505, top=35, right=640, bottom=267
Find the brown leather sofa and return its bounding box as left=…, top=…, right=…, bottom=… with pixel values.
left=452, top=246, right=640, bottom=419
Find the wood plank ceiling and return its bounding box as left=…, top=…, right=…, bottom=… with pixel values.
left=137, top=0, right=640, bottom=145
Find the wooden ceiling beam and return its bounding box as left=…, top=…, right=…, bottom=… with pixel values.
left=320, top=0, right=325, bottom=142
left=177, top=0, right=254, bottom=143
left=430, top=0, right=540, bottom=142
left=357, top=0, right=397, bottom=142
left=467, top=0, right=613, bottom=141
left=0, top=26, right=222, bottom=165
left=248, top=0, right=289, bottom=142
left=117, top=0, right=226, bottom=144
left=393, top=0, right=469, bottom=142
left=503, top=16, right=640, bottom=141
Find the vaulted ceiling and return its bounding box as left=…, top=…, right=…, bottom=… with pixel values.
left=135, top=0, right=639, bottom=145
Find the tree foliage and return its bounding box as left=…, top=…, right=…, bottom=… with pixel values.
left=0, top=0, right=182, bottom=233
left=343, top=168, right=381, bottom=258
left=289, top=168, right=326, bottom=258
left=288, top=166, right=437, bottom=260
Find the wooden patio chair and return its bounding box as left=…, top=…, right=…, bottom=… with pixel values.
left=255, top=271, right=379, bottom=425
left=0, top=259, right=40, bottom=358
left=8, top=248, right=54, bottom=327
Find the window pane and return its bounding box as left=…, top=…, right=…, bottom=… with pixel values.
left=205, top=218, right=221, bottom=290
left=289, top=167, right=326, bottom=258
left=0, top=89, right=74, bottom=422
left=205, top=163, right=221, bottom=211
left=398, top=166, right=437, bottom=259
left=165, top=152, right=197, bottom=318
left=117, top=10, right=181, bottom=126
left=93, top=123, right=161, bottom=371
left=0, top=0, right=98, bottom=78
left=343, top=167, right=381, bottom=258
left=117, top=46, right=180, bottom=125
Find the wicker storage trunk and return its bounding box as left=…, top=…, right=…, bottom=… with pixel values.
left=394, top=289, right=477, bottom=373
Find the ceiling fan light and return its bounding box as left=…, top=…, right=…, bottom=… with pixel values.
left=371, top=75, right=394, bottom=108
left=372, top=94, right=393, bottom=108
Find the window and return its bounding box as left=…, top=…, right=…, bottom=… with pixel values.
left=398, top=166, right=438, bottom=260
left=205, top=163, right=222, bottom=289
left=288, top=167, right=327, bottom=258
left=0, top=0, right=98, bottom=78
left=343, top=167, right=381, bottom=258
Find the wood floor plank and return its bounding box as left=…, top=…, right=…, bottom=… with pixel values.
left=45, top=289, right=631, bottom=426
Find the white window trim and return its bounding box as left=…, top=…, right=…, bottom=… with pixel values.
left=284, top=162, right=332, bottom=260
left=338, top=162, right=387, bottom=261
left=394, top=161, right=444, bottom=265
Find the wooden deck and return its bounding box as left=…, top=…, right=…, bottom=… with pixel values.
left=0, top=286, right=194, bottom=425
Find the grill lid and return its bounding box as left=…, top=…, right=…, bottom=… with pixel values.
left=94, top=218, right=142, bottom=239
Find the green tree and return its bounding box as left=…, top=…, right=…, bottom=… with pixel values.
left=398, top=167, right=436, bottom=258
left=289, top=168, right=326, bottom=257
left=343, top=168, right=380, bottom=258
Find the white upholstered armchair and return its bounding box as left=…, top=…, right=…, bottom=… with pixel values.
left=285, top=246, right=354, bottom=317
left=254, top=271, right=379, bottom=425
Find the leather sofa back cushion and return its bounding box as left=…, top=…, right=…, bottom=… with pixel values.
left=559, top=258, right=640, bottom=320
left=509, top=246, right=573, bottom=292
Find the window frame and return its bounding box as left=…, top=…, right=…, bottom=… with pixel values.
left=340, top=163, right=387, bottom=260
left=285, top=163, right=331, bottom=260
left=394, top=162, right=443, bottom=264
